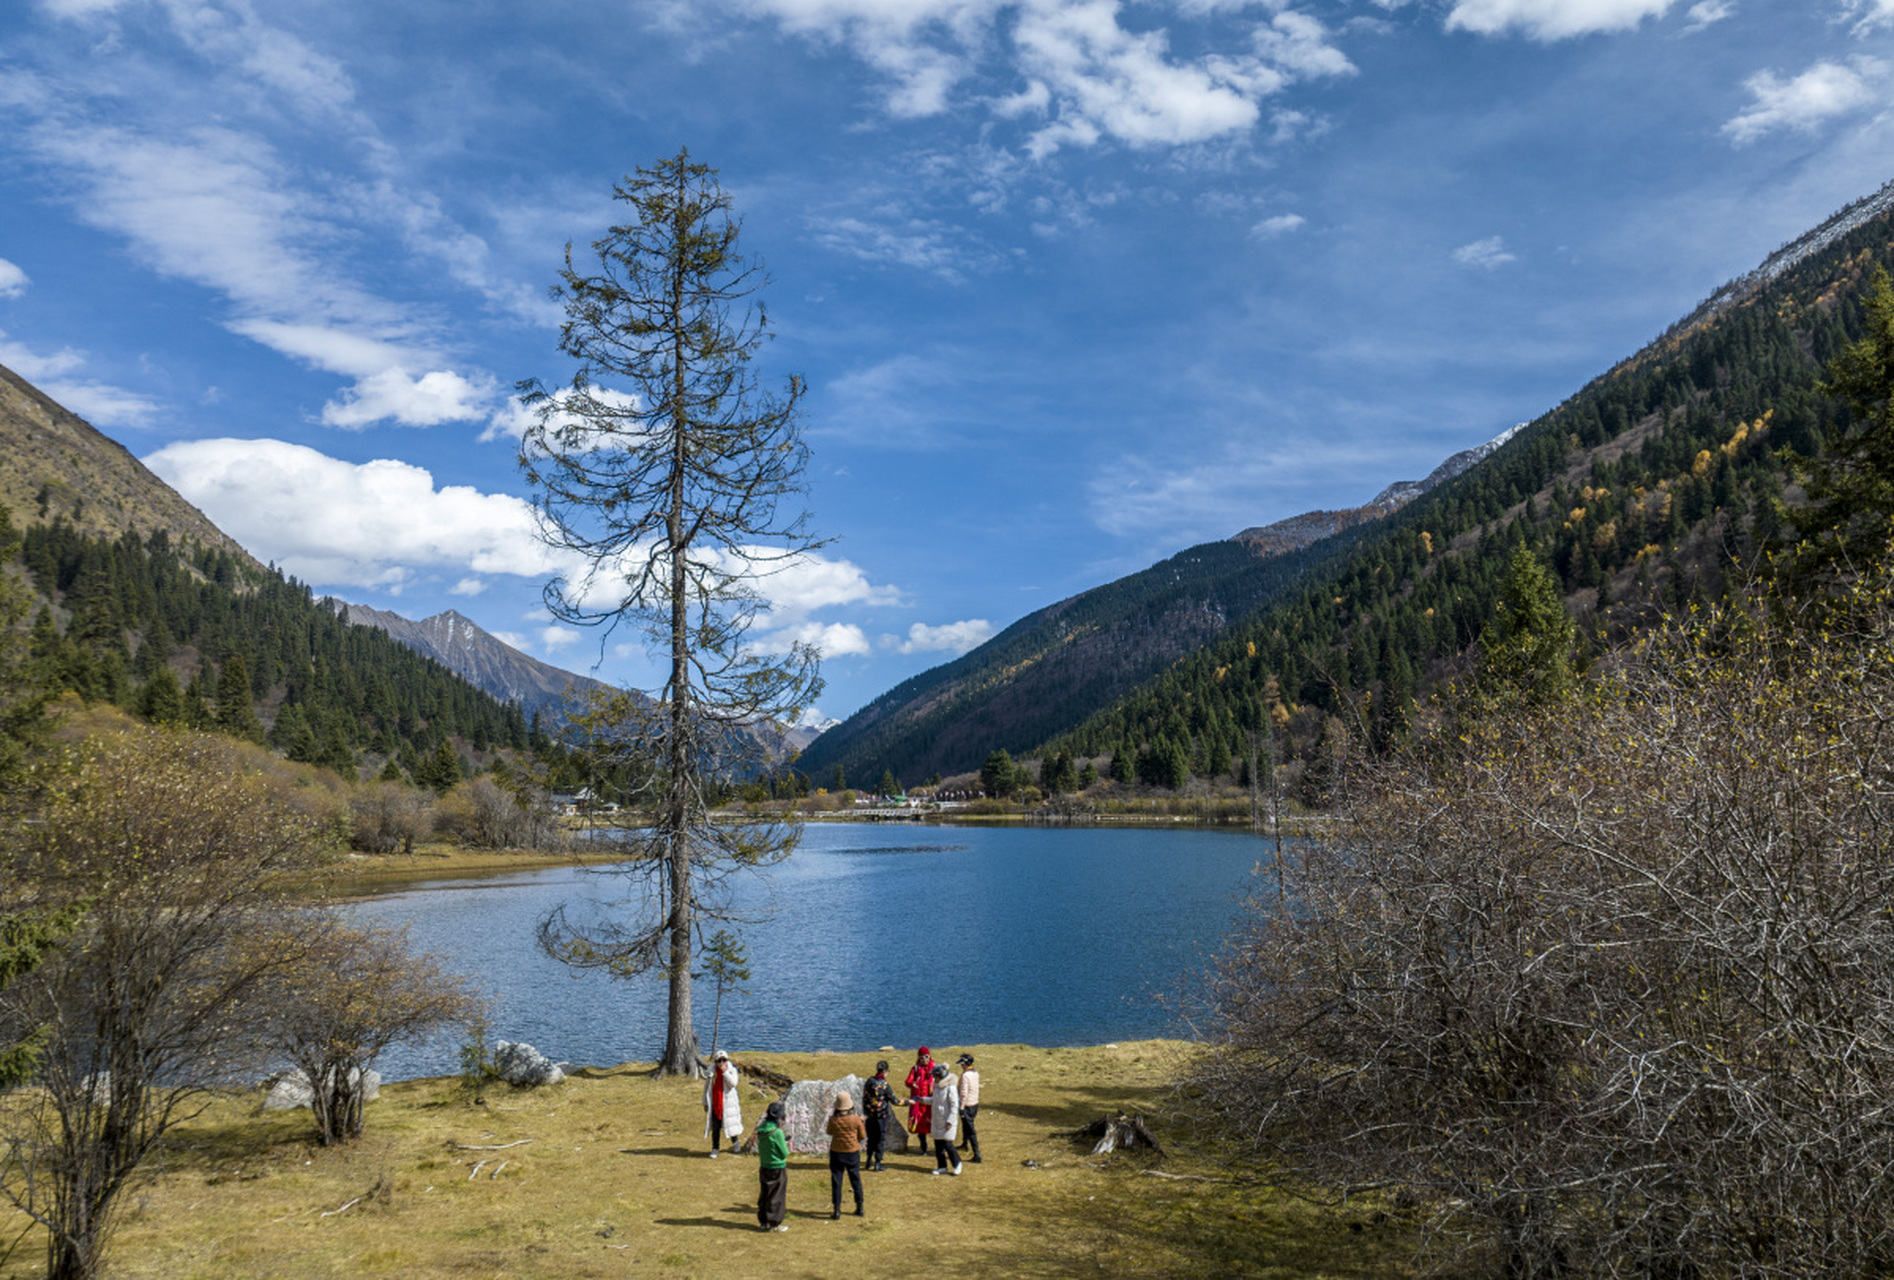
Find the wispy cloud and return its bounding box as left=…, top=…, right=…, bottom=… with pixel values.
left=1723, top=59, right=1884, bottom=145
left=0, top=329, right=160, bottom=427
left=1251, top=213, right=1306, bottom=237
left=1453, top=235, right=1517, bottom=268
left=7, top=0, right=516, bottom=430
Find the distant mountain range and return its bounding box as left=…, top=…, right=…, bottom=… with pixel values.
left=335, top=602, right=614, bottom=723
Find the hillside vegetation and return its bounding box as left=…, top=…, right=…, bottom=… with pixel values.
left=1043, top=198, right=1892, bottom=790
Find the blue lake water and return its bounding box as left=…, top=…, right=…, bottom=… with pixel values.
left=347, top=822, right=1272, bottom=1079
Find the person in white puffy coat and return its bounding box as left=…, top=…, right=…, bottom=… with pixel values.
left=703, top=1051, right=742, bottom=1156
left=928, top=1063, right=962, bottom=1175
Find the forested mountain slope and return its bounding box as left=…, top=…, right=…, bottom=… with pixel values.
left=1047, top=182, right=1894, bottom=793
left=795, top=532, right=1364, bottom=786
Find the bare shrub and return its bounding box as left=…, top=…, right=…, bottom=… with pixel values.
left=0, top=726, right=329, bottom=1280
left=251, top=915, right=485, bottom=1145
left=349, top=781, right=433, bottom=854
left=1195, top=568, right=1894, bottom=1277
left=433, top=775, right=526, bottom=849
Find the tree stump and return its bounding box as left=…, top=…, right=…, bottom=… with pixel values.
left=1072, top=1112, right=1165, bottom=1157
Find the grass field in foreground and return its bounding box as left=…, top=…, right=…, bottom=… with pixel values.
left=0, top=1042, right=1414, bottom=1279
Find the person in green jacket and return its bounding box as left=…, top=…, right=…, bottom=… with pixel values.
left=756, top=1100, right=790, bottom=1231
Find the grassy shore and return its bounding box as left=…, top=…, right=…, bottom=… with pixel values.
left=0, top=1043, right=1413, bottom=1279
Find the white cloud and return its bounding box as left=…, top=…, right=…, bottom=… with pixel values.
left=754, top=619, right=875, bottom=658
left=1251, top=213, right=1306, bottom=236
left=737, top=0, right=1353, bottom=156
left=1723, top=59, right=1883, bottom=144
left=0, top=259, right=28, bottom=298
left=450, top=577, right=488, bottom=596
left=142, top=438, right=569, bottom=590
left=1682, top=0, right=1732, bottom=31
left=0, top=329, right=159, bottom=427
left=1846, top=0, right=1894, bottom=34
left=319, top=367, right=496, bottom=429
left=1444, top=0, right=1676, bottom=40
left=1453, top=235, right=1517, bottom=268
left=895, top=619, right=994, bottom=654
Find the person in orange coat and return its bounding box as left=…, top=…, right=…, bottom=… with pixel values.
left=903, top=1046, right=936, bottom=1154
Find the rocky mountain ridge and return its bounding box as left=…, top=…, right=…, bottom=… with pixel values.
left=1230, top=423, right=1525, bottom=557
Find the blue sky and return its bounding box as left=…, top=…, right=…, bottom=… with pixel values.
left=2, top=0, right=1891, bottom=722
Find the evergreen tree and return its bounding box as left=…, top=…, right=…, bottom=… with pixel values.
left=215, top=654, right=264, bottom=741
left=1797, top=264, right=1894, bottom=576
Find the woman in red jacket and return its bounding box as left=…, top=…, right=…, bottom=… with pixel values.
left=903, top=1046, right=936, bottom=1155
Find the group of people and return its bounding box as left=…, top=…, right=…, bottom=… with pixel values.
left=702, top=1045, right=985, bottom=1231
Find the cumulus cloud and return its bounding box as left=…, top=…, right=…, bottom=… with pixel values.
left=320, top=367, right=497, bottom=430
left=1453, top=235, right=1517, bottom=268
left=753, top=619, right=875, bottom=658
left=0, top=259, right=28, bottom=298
left=142, top=438, right=568, bottom=590
left=1444, top=0, right=1676, bottom=40
left=482, top=386, right=646, bottom=445
left=736, top=0, right=1353, bottom=157
left=1723, top=59, right=1883, bottom=144
left=0, top=329, right=159, bottom=427
left=894, top=619, right=994, bottom=655
left=1251, top=213, right=1306, bottom=236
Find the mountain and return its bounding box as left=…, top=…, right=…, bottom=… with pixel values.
left=0, top=362, right=254, bottom=563
left=1231, top=424, right=1525, bottom=557
left=1049, top=178, right=1894, bottom=788
left=797, top=425, right=1531, bottom=787
left=337, top=603, right=613, bottom=722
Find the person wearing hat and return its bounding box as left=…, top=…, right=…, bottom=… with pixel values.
left=903, top=1047, right=936, bottom=1155
left=703, top=1050, right=742, bottom=1157
left=824, top=1089, right=867, bottom=1219
left=861, top=1060, right=897, bottom=1171
left=927, top=1062, right=963, bottom=1175
left=756, top=1100, right=790, bottom=1231
left=955, top=1053, right=982, bottom=1163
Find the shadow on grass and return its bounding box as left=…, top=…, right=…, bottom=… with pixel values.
left=653, top=1217, right=765, bottom=1232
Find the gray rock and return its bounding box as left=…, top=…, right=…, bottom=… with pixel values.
left=263, top=1068, right=381, bottom=1111
left=781, top=1073, right=868, bottom=1154
left=492, top=1041, right=565, bottom=1087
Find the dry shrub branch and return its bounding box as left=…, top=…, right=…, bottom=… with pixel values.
left=1196, top=561, right=1894, bottom=1277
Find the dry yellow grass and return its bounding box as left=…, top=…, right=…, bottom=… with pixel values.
left=1, top=1043, right=1414, bottom=1279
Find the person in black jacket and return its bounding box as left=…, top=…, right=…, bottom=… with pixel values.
left=861, top=1060, right=897, bottom=1172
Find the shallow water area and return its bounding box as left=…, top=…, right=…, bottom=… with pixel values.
left=348, top=821, right=1268, bottom=1078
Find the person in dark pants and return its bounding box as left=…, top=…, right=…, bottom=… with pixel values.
left=861, top=1060, right=897, bottom=1171
left=928, top=1062, right=963, bottom=1175
left=955, top=1053, right=982, bottom=1163
left=756, top=1101, right=789, bottom=1231
left=825, top=1090, right=867, bottom=1218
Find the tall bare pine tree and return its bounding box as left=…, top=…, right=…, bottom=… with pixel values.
left=517, top=150, right=821, bottom=1077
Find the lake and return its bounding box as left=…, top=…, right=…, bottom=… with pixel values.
left=347, top=822, right=1274, bottom=1079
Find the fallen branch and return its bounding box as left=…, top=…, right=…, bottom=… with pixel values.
left=729, top=1059, right=795, bottom=1091
left=491, top=1161, right=510, bottom=1179
left=320, top=1196, right=363, bottom=1218
left=1141, top=1170, right=1226, bottom=1183
left=451, top=1139, right=534, bottom=1151
left=468, top=1160, right=489, bottom=1180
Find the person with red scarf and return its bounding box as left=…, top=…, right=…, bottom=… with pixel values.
left=903, top=1046, right=936, bottom=1154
